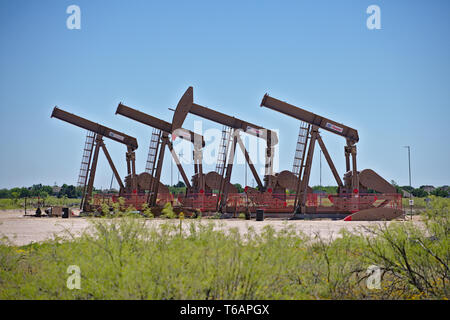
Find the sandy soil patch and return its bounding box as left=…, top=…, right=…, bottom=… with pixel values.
left=0, top=209, right=421, bottom=246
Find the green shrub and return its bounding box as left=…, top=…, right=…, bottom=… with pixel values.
left=161, top=202, right=176, bottom=219
left=140, top=203, right=154, bottom=219
left=0, top=199, right=448, bottom=300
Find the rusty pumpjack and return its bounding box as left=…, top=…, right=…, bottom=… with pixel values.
left=171, top=87, right=312, bottom=214
left=115, top=102, right=206, bottom=207
left=260, top=94, right=403, bottom=220
left=51, top=107, right=139, bottom=212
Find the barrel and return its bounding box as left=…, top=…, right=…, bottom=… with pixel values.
left=62, top=207, right=70, bottom=218
left=256, top=209, right=264, bottom=221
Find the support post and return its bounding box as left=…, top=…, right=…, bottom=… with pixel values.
left=167, top=141, right=191, bottom=189
left=345, top=145, right=351, bottom=173
left=317, top=135, right=343, bottom=187
left=129, top=148, right=137, bottom=192
left=101, top=144, right=124, bottom=192
left=236, top=135, right=263, bottom=190
left=83, top=135, right=103, bottom=212
left=194, top=138, right=204, bottom=192
left=349, top=142, right=359, bottom=192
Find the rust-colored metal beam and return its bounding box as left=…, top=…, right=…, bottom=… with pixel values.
left=350, top=143, right=359, bottom=191
left=116, top=103, right=204, bottom=146
left=100, top=143, right=125, bottom=191
left=172, top=86, right=277, bottom=184
left=167, top=141, right=191, bottom=189
left=316, top=134, right=343, bottom=187
left=51, top=107, right=138, bottom=150
left=116, top=101, right=204, bottom=195
left=260, top=94, right=359, bottom=144
left=236, top=134, right=263, bottom=189
left=172, top=87, right=278, bottom=145
left=128, top=146, right=137, bottom=192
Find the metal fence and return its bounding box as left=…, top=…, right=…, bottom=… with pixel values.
left=92, top=192, right=402, bottom=214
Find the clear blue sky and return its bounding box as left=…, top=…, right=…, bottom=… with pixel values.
left=0, top=0, right=449, bottom=189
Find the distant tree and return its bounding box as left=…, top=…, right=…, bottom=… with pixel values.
left=30, top=184, right=41, bottom=197
left=174, top=181, right=186, bottom=188
left=401, top=185, right=414, bottom=193
left=0, top=189, right=11, bottom=199
left=412, top=188, right=428, bottom=198
left=233, top=183, right=244, bottom=193
left=390, top=180, right=403, bottom=194
left=19, top=187, right=30, bottom=198
left=431, top=187, right=449, bottom=198
left=39, top=191, right=49, bottom=198
left=74, top=186, right=84, bottom=198
left=11, top=191, right=19, bottom=203
left=42, top=185, right=53, bottom=195
left=58, top=184, right=78, bottom=198
left=312, top=186, right=339, bottom=194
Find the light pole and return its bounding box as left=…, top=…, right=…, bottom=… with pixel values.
left=245, top=163, right=247, bottom=187
left=319, top=149, right=322, bottom=189
left=177, top=150, right=183, bottom=186
left=404, top=146, right=412, bottom=219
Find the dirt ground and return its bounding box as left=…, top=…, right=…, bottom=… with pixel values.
left=0, top=209, right=423, bottom=246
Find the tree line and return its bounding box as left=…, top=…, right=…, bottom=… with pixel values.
left=0, top=184, right=84, bottom=199
left=390, top=180, right=449, bottom=198
left=1, top=181, right=448, bottom=199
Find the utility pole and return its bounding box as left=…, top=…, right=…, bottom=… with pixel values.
left=177, top=150, right=183, bottom=185
left=109, top=172, right=114, bottom=191
left=404, top=146, right=412, bottom=219
left=319, top=149, right=322, bottom=189
left=245, top=162, right=247, bottom=187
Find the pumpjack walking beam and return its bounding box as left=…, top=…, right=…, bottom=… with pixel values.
left=173, top=87, right=278, bottom=183
left=260, top=94, right=359, bottom=213
left=116, top=102, right=206, bottom=205
left=261, top=94, right=359, bottom=144
left=51, top=107, right=138, bottom=211
left=172, top=87, right=279, bottom=212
